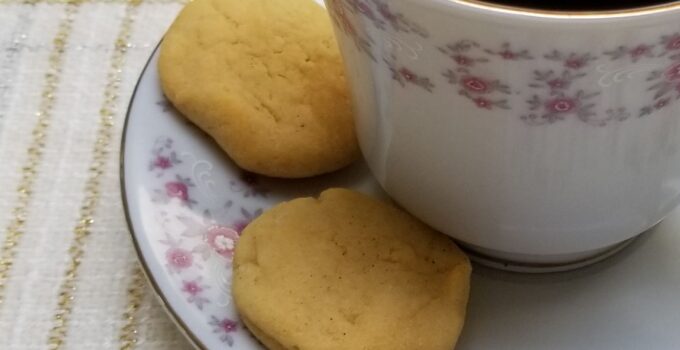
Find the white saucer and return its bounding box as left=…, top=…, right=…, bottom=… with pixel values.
left=122, top=45, right=680, bottom=350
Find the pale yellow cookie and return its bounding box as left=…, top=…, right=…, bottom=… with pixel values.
left=233, top=188, right=471, bottom=350
left=159, top=0, right=359, bottom=178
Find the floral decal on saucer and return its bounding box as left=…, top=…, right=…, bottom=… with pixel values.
left=148, top=136, right=266, bottom=347
left=149, top=137, right=181, bottom=176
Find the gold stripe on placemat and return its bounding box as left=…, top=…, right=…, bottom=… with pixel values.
left=0, top=2, right=79, bottom=309
left=46, top=3, right=139, bottom=349
left=119, top=267, right=145, bottom=350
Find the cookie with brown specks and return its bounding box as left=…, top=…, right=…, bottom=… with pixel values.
left=233, top=188, right=471, bottom=350
left=159, top=0, right=359, bottom=178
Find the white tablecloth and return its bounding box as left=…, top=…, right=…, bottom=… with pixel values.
left=0, top=1, right=193, bottom=348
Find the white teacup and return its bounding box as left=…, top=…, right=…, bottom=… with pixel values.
left=325, top=0, right=680, bottom=270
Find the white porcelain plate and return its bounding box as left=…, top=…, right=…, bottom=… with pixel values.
left=122, top=46, right=680, bottom=349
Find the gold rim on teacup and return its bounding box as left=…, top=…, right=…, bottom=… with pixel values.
left=451, top=0, right=680, bottom=18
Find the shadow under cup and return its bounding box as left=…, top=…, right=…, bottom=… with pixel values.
left=325, top=0, right=680, bottom=271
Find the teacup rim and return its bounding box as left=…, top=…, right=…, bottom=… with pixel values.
left=441, top=0, right=680, bottom=19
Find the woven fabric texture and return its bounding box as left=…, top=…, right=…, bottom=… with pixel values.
left=0, top=1, right=194, bottom=349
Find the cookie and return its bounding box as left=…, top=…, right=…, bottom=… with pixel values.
left=233, top=188, right=471, bottom=350
left=158, top=0, right=359, bottom=178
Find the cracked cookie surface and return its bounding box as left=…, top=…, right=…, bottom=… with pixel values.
left=159, top=0, right=359, bottom=178
left=233, top=188, right=471, bottom=350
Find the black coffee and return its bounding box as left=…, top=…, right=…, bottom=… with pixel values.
left=480, top=0, right=676, bottom=11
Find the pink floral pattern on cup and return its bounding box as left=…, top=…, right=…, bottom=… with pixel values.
left=604, top=33, right=680, bottom=117
left=327, top=2, right=680, bottom=126
left=662, top=33, right=680, bottom=52
left=328, top=0, right=429, bottom=63
left=484, top=42, right=534, bottom=61
left=328, top=0, right=374, bottom=60
left=371, top=0, right=429, bottom=38
left=604, top=44, right=654, bottom=62
left=521, top=51, right=611, bottom=126
left=522, top=91, right=599, bottom=125
left=440, top=40, right=512, bottom=110
left=545, top=51, right=596, bottom=70
left=338, top=0, right=429, bottom=38
left=385, top=58, right=434, bottom=92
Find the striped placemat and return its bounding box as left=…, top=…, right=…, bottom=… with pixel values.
left=0, top=1, right=193, bottom=348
